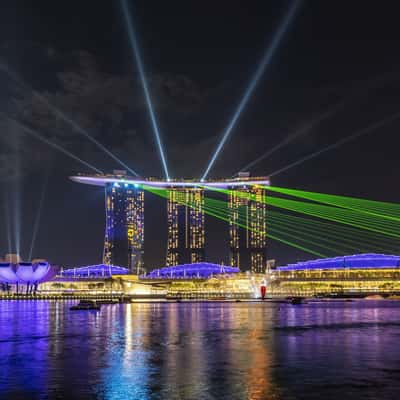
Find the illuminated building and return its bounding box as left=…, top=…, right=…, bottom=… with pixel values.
left=61, top=264, right=129, bottom=278
left=166, top=188, right=205, bottom=266
left=0, top=260, right=56, bottom=294
left=103, top=179, right=144, bottom=273
left=71, top=172, right=270, bottom=272
left=142, top=263, right=249, bottom=300
left=269, top=253, right=400, bottom=296
left=144, top=262, right=239, bottom=279
left=34, top=254, right=400, bottom=299
left=229, top=173, right=267, bottom=273
left=3, top=254, right=22, bottom=264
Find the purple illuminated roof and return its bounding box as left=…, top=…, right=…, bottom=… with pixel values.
left=143, top=262, right=240, bottom=279
left=277, top=253, right=400, bottom=271
left=61, top=264, right=129, bottom=278
left=0, top=262, right=55, bottom=284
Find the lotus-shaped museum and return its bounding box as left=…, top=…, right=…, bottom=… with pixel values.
left=0, top=261, right=56, bottom=284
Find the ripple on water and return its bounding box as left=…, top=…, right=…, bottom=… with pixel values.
left=0, top=300, right=399, bottom=400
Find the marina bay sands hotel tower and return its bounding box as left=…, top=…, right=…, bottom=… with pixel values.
left=166, top=187, right=205, bottom=266
left=71, top=171, right=269, bottom=274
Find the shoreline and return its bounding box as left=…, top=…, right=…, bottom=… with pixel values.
left=1, top=295, right=400, bottom=303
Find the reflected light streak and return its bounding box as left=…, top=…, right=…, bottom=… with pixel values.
left=201, top=0, right=302, bottom=180
left=124, top=304, right=133, bottom=366
left=0, top=63, right=140, bottom=177
left=5, top=116, right=103, bottom=174
left=100, top=304, right=151, bottom=399
left=246, top=313, right=275, bottom=399
left=268, top=111, right=400, bottom=177
left=121, top=0, right=170, bottom=180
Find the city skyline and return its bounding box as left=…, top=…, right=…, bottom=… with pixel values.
left=72, top=172, right=270, bottom=272
left=1, top=1, right=400, bottom=268
left=2, top=3, right=400, bottom=399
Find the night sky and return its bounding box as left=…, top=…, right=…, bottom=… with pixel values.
left=1, top=1, right=400, bottom=268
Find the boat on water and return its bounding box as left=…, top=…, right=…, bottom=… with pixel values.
left=364, top=294, right=384, bottom=300
left=70, top=300, right=101, bottom=311
left=387, top=295, right=400, bottom=300
left=288, top=297, right=304, bottom=305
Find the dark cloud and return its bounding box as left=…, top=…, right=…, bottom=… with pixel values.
left=1, top=46, right=219, bottom=178
left=2, top=1, right=400, bottom=268
left=3, top=42, right=400, bottom=184
left=151, top=72, right=207, bottom=114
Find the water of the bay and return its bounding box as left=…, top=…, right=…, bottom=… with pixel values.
left=0, top=300, right=399, bottom=400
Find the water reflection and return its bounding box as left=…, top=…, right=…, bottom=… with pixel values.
left=0, top=301, right=400, bottom=399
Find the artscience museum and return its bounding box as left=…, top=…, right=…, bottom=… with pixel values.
left=0, top=258, right=56, bottom=294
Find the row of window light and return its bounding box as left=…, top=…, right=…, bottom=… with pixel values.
left=113, top=182, right=140, bottom=188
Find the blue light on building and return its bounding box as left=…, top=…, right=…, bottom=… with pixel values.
left=143, top=262, right=239, bottom=279
left=277, top=254, right=400, bottom=271
left=61, top=264, right=129, bottom=278
left=0, top=261, right=56, bottom=289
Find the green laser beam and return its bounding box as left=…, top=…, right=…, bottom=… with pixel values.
left=268, top=186, right=400, bottom=221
